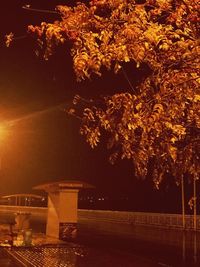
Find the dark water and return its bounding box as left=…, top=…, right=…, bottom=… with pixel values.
left=1, top=210, right=200, bottom=266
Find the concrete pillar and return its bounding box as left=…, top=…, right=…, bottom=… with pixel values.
left=33, top=180, right=94, bottom=241
left=46, top=189, right=78, bottom=240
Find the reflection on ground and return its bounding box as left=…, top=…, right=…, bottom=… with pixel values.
left=0, top=210, right=200, bottom=266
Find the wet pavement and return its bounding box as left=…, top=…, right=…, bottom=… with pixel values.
left=0, top=228, right=160, bottom=267
left=0, top=248, right=21, bottom=267
left=77, top=220, right=200, bottom=266
left=1, top=211, right=200, bottom=266
left=2, top=244, right=159, bottom=267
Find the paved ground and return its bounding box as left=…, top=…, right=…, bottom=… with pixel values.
left=77, top=220, right=200, bottom=266
left=1, top=211, right=200, bottom=266
left=0, top=229, right=160, bottom=267
left=2, top=243, right=161, bottom=267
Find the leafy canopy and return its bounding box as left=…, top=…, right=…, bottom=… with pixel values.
left=9, top=0, right=200, bottom=187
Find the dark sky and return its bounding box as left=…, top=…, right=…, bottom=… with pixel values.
left=0, top=0, right=190, bottom=214
left=0, top=0, right=139, bottom=196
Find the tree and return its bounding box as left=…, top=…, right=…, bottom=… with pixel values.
left=7, top=0, right=200, bottom=187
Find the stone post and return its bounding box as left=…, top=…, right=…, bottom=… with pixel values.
left=33, top=180, right=94, bottom=240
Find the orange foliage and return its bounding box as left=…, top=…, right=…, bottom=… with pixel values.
left=22, top=0, right=200, bottom=185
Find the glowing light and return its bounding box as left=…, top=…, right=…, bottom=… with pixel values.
left=0, top=124, right=7, bottom=141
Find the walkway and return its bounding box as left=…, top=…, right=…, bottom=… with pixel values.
left=0, top=211, right=200, bottom=266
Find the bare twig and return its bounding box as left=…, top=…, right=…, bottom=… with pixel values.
left=122, top=66, right=136, bottom=93
left=22, top=6, right=59, bottom=14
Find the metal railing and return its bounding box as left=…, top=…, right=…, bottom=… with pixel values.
left=78, top=210, right=200, bottom=230
left=1, top=205, right=199, bottom=230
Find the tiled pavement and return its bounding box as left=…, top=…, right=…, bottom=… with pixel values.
left=2, top=243, right=159, bottom=267
left=1, top=220, right=200, bottom=266
left=0, top=248, right=20, bottom=267
left=0, top=227, right=161, bottom=267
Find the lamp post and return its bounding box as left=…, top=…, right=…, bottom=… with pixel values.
left=181, top=176, right=185, bottom=229
left=193, top=178, right=197, bottom=231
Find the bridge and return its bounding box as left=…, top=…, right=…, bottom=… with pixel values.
left=1, top=194, right=45, bottom=206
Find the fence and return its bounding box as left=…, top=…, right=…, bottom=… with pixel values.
left=0, top=205, right=199, bottom=230
left=78, top=209, right=200, bottom=230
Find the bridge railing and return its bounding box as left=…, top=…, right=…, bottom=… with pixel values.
left=0, top=205, right=199, bottom=230
left=78, top=210, right=199, bottom=230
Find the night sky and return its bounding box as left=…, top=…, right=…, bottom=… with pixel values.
left=0, top=0, right=195, bottom=213
left=0, top=0, right=135, bottom=193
